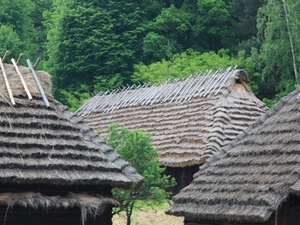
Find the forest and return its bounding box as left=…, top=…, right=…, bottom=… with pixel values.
left=1, top=0, right=299, bottom=111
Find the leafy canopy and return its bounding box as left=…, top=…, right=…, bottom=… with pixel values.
left=133, top=49, right=255, bottom=85
left=105, top=124, right=176, bottom=225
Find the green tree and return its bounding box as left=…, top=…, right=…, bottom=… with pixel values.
left=254, top=0, right=299, bottom=103
left=195, top=0, right=232, bottom=51
left=0, top=0, right=34, bottom=59
left=229, top=0, right=264, bottom=49
left=147, top=5, right=192, bottom=57
left=46, top=0, right=148, bottom=107
left=228, top=0, right=265, bottom=56
left=132, top=49, right=256, bottom=86
left=29, top=0, right=52, bottom=67
left=0, top=0, right=34, bottom=40
left=0, top=25, right=23, bottom=59
left=105, top=124, right=176, bottom=225
left=143, top=0, right=232, bottom=61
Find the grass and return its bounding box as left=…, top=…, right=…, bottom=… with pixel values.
left=112, top=201, right=183, bottom=225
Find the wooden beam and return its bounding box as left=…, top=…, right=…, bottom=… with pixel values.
left=11, top=58, right=32, bottom=100
left=2, top=50, right=9, bottom=63
left=0, top=57, right=16, bottom=105
left=27, top=59, right=50, bottom=107
left=16, top=54, right=23, bottom=65
left=33, top=58, right=41, bottom=69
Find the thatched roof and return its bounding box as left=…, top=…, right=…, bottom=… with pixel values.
left=166, top=87, right=300, bottom=222
left=0, top=62, right=143, bottom=189
left=76, top=67, right=268, bottom=168
left=0, top=192, right=119, bottom=223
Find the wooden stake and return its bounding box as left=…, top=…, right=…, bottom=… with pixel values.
left=27, top=59, right=50, bottom=107
left=33, top=58, right=41, bottom=70
left=11, top=58, right=32, bottom=100
left=16, top=54, right=23, bottom=65
left=0, top=57, right=15, bottom=105
left=2, top=51, right=9, bottom=63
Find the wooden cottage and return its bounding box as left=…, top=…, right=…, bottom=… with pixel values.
left=0, top=59, right=143, bottom=225
left=166, top=87, right=300, bottom=225
left=76, top=67, right=268, bottom=194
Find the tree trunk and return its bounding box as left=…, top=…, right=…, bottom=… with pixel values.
left=126, top=201, right=135, bottom=225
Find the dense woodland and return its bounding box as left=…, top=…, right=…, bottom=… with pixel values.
left=1, top=0, right=299, bottom=110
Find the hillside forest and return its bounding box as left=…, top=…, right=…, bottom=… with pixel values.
left=1, top=0, right=300, bottom=111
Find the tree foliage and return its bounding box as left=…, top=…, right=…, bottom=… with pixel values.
left=0, top=0, right=34, bottom=60
left=105, top=124, right=176, bottom=225
left=2, top=0, right=298, bottom=109
left=195, top=0, right=232, bottom=51
left=254, top=0, right=299, bottom=102
left=46, top=0, right=149, bottom=106
left=133, top=49, right=257, bottom=88
left=0, top=25, right=23, bottom=59
left=229, top=0, right=264, bottom=49
left=29, top=0, right=52, bottom=66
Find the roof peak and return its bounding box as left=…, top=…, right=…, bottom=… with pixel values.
left=0, top=59, right=52, bottom=108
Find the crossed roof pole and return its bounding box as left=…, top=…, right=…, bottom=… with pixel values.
left=0, top=50, right=49, bottom=107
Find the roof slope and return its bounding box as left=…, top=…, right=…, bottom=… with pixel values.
left=77, top=68, right=268, bottom=167
left=166, top=87, right=300, bottom=222
left=0, top=62, right=143, bottom=190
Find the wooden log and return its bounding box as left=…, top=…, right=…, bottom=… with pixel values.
left=2, top=50, right=9, bottom=63
left=16, top=54, right=23, bottom=65
left=27, top=59, right=50, bottom=107
left=11, top=58, right=33, bottom=100
left=33, top=57, right=41, bottom=69
left=0, top=57, right=16, bottom=105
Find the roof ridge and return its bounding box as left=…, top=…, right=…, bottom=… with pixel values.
left=76, top=66, right=238, bottom=116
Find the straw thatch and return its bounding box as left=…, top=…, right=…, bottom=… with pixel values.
left=0, top=192, right=119, bottom=223
left=0, top=62, right=144, bottom=224
left=77, top=68, right=268, bottom=168
left=0, top=63, right=143, bottom=189
left=166, top=87, right=300, bottom=223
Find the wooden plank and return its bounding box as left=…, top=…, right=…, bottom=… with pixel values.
left=27, top=59, right=50, bottom=107
left=11, top=58, right=32, bottom=100
left=0, top=57, right=16, bottom=105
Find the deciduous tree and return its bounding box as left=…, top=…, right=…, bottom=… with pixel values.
left=105, top=124, right=176, bottom=225
left=0, top=0, right=34, bottom=59
left=254, top=0, right=299, bottom=102
left=46, top=0, right=148, bottom=107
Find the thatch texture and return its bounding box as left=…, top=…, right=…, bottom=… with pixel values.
left=0, top=192, right=118, bottom=223
left=166, top=87, right=300, bottom=222
left=0, top=63, right=143, bottom=189
left=77, top=68, right=268, bottom=168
